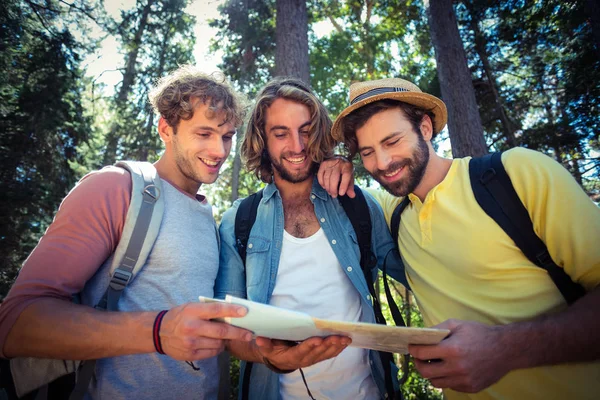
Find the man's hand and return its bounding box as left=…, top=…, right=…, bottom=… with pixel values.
left=409, top=319, right=510, bottom=393
left=256, top=335, right=351, bottom=370
left=317, top=156, right=355, bottom=198
left=160, top=302, right=253, bottom=361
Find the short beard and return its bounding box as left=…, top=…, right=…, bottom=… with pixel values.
left=270, top=152, right=317, bottom=184
left=374, top=134, right=429, bottom=197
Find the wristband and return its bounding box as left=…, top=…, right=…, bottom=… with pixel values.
left=153, top=310, right=168, bottom=354
left=263, top=357, right=296, bottom=374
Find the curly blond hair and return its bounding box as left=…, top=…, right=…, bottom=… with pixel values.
left=149, top=65, right=247, bottom=129
left=242, top=77, right=335, bottom=183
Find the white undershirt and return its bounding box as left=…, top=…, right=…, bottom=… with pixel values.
left=269, top=228, right=379, bottom=400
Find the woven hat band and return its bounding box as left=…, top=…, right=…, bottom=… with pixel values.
left=350, top=87, right=411, bottom=105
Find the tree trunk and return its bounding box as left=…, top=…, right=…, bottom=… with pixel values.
left=275, top=0, right=310, bottom=84
left=103, top=0, right=155, bottom=165
left=138, top=12, right=170, bottom=161
left=231, top=131, right=243, bottom=202
left=468, top=11, right=517, bottom=148
left=427, top=0, right=487, bottom=158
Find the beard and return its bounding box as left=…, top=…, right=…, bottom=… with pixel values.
left=372, top=134, right=430, bottom=197
left=270, top=150, right=317, bottom=184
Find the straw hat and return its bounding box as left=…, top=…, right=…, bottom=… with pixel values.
left=331, top=78, right=447, bottom=141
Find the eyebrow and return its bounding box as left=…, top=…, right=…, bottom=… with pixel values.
left=357, top=132, right=402, bottom=153
left=194, top=125, right=236, bottom=135
left=269, top=121, right=311, bottom=132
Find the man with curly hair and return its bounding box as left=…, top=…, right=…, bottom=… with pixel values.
left=216, top=77, right=408, bottom=400
left=0, top=66, right=254, bottom=399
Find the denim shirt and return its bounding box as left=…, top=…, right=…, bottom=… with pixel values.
left=216, top=177, right=407, bottom=400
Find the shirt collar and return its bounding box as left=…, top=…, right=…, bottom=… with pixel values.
left=262, top=176, right=330, bottom=202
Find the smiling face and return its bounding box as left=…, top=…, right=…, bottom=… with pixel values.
left=264, top=98, right=316, bottom=184
left=159, top=99, right=235, bottom=194
left=356, top=107, right=431, bottom=197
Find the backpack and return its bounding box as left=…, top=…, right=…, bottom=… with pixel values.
left=1, top=161, right=164, bottom=400
left=234, top=186, right=404, bottom=400
left=390, top=152, right=585, bottom=306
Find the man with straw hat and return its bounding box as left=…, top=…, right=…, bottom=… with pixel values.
left=318, top=77, right=600, bottom=400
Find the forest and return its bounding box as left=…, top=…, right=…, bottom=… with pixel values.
left=1, top=0, right=598, bottom=397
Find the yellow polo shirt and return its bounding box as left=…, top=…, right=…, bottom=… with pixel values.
left=370, top=147, right=600, bottom=400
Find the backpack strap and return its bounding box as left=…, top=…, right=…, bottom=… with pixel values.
left=234, top=190, right=264, bottom=266
left=390, top=197, right=410, bottom=246
left=72, top=161, right=164, bottom=400
left=339, top=186, right=404, bottom=400
left=234, top=190, right=263, bottom=400
left=469, top=152, right=585, bottom=305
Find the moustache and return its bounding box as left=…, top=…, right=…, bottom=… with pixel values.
left=375, top=160, right=410, bottom=177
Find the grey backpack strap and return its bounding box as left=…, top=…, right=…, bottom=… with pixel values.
left=71, top=161, right=164, bottom=400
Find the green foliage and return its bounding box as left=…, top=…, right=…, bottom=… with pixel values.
left=457, top=0, right=600, bottom=192
left=0, top=0, right=95, bottom=297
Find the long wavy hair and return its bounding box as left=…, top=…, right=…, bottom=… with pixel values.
left=149, top=65, right=247, bottom=129
left=242, top=77, right=335, bottom=183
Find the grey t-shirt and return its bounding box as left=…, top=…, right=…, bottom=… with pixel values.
left=80, top=174, right=221, bottom=399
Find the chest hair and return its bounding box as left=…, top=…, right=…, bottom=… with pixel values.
left=282, top=198, right=320, bottom=238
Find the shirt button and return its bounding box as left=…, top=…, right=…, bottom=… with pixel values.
left=248, top=243, right=253, bottom=249
left=331, top=239, right=337, bottom=245
left=347, top=266, right=352, bottom=272
left=367, top=294, right=371, bottom=300
left=320, top=218, right=326, bottom=223
left=311, top=195, right=316, bottom=199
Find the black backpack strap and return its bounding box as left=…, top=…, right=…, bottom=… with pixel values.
left=391, top=197, right=410, bottom=246
left=339, top=186, right=403, bottom=400
left=234, top=191, right=263, bottom=400
left=469, top=152, right=585, bottom=305
left=234, top=190, right=264, bottom=265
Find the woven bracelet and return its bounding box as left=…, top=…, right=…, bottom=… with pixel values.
left=153, top=310, right=169, bottom=354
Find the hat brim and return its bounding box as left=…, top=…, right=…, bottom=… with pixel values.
left=332, top=91, right=447, bottom=142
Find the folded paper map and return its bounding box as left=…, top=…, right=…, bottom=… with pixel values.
left=199, top=295, right=449, bottom=354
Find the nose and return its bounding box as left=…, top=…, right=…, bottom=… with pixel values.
left=375, top=150, right=391, bottom=172
left=290, top=131, right=306, bottom=154
left=210, top=136, right=227, bottom=159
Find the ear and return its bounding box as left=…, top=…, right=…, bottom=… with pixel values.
left=158, top=117, right=174, bottom=144
left=420, top=114, right=434, bottom=141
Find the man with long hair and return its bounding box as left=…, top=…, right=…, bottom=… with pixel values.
left=217, top=77, right=407, bottom=400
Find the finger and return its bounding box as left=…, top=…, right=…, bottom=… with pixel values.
left=326, top=167, right=342, bottom=198
left=346, top=176, right=356, bottom=198
left=255, top=336, right=274, bottom=349
left=196, top=320, right=253, bottom=341
left=413, top=358, right=448, bottom=379
left=309, top=341, right=347, bottom=363
left=432, top=319, right=460, bottom=331
left=190, top=302, right=248, bottom=319
left=338, top=169, right=352, bottom=197
left=409, top=343, right=444, bottom=361
left=317, top=165, right=325, bottom=188
left=323, top=169, right=335, bottom=197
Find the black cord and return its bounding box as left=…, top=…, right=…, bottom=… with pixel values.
left=186, top=361, right=200, bottom=371
left=299, top=368, right=316, bottom=400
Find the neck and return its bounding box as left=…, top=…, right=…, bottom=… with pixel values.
left=154, top=153, right=201, bottom=196
left=273, top=173, right=313, bottom=203
left=412, top=147, right=453, bottom=202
